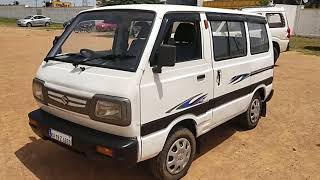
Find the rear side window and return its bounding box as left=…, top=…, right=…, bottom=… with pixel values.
left=248, top=22, right=269, bottom=54
left=266, top=13, right=285, bottom=28
left=210, top=21, right=247, bottom=61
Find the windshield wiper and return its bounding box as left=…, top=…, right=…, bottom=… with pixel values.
left=72, top=54, right=136, bottom=67
left=44, top=53, right=83, bottom=62
left=44, top=56, right=61, bottom=62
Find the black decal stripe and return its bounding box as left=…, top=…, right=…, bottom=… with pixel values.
left=141, top=101, right=212, bottom=136
left=141, top=77, right=273, bottom=136
left=250, top=65, right=274, bottom=76
left=212, top=85, right=251, bottom=108
left=230, top=66, right=273, bottom=85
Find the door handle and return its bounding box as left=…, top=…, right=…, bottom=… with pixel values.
left=217, top=70, right=221, bottom=86
left=197, top=74, right=206, bottom=81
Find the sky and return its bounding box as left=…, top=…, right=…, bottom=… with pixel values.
left=0, top=0, right=95, bottom=6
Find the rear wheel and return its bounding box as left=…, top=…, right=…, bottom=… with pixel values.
left=240, top=93, right=262, bottom=130
left=150, top=127, right=196, bottom=180
left=273, top=46, right=280, bottom=64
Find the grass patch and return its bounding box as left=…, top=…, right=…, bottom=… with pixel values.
left=290, top=36, right=320, bottom=56
left=0, top=17, right=63, bottom=30
left=45, top=22, right=63, bottom=30
left=0, top=18, right=17, bottom=26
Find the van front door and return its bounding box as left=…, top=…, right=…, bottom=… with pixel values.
left=139, top=13, right=213, bottom=139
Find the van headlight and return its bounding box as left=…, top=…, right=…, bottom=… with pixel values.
left=32, top=78, right=44, bottom=102
left=89, top=95, right=131, bottom=126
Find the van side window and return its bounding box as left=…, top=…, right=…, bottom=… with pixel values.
left=163, top=21, right=202, bottom=63
left=266, top=13, right=285, bottom=28
left=150, top=13, right=202, bottom=66
left=248, top=22, right=269, bottom=54
left=210, top=21, right=247, bottom=61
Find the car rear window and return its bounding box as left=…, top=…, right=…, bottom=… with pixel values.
left=266, top=13, right=285, bottom=28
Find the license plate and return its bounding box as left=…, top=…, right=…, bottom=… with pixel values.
left=49, top=128, right=72, bottom=146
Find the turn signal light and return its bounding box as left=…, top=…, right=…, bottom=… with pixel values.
left=204, top=20, right=209, bottom=29
left=96, top=145, right=113, bottom=157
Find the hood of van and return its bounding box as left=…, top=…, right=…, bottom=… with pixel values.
left=36, top=61, right=139, bottom=99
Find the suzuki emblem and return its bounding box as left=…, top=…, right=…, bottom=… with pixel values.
left=61, top=95, right=69, bottom=105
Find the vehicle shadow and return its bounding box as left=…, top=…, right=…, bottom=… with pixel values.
left=15, top=118, right=242, bottom=180
left=304, top=46, right=320, bottom=52
left=15, top=137, right=155, bottom=180
left=195, top=117, right=242, bottom=159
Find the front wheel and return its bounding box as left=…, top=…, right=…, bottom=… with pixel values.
left=45, top=22, right=50, bottom=27
left=240, top=93, right=262, bottom=130
left=26, top=23, right=32, bottom=27
left=149, top=127, right=196, bottom=180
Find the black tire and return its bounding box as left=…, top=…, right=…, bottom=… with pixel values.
left=26, top=23, right=32, bottom=27
left=273, top=46, right=280, bottom=64
left=149, top=127, right=196, bottom=180
left=239, top=93, right=262, bottom=130
left=45, top=22, right=50, bottom=27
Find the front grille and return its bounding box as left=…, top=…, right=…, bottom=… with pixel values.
left=44, top=88, right=90, bottom=115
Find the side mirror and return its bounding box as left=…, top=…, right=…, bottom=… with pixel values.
left=53, top=36, right=60, bottom=45
left=152, top=44, right=176, bottom=73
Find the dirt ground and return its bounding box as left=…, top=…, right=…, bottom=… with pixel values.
left=0, top=26, right=319, bottom=180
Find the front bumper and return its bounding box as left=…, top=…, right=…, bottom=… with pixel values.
left=28, top=109, right=138, bottom=165
left=17, top=21, right=27, bottom=26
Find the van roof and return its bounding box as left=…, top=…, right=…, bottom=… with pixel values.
left=241, top=6, right=285, bottom=13
left=81, top=4, right=264, bottom=18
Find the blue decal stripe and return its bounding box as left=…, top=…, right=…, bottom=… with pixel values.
left=166, top=93, right=208, bottom=113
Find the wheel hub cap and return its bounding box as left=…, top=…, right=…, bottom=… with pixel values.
left=250, top=99, right=261, bottom=123
left=166, top=138, right=191, bottom=175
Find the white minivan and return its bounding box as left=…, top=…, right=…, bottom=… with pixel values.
left=29, top=4, right=274, bottom=180
left=242, top=7, right=290, bottom=63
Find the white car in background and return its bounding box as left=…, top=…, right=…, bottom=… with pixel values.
left=242, top=7, right=290, bottom=63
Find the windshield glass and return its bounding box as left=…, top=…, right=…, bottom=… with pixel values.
left=49, top=10, right=155, bottom=72
left=24, top=16, right=33, bottom=19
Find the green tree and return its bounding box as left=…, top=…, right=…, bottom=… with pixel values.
left=13, top=0, right=19, bottom=5
left=259, top=0, right=270, bottom=6
left=97, top=0, right=160, bottom=6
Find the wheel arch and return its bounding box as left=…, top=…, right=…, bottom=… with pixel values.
left=140, top=114, right=198, bottom=162
left=273, top=41, right=280, bottom=53
left=169, top=118, right=197, bottom=138
left=252, top=84, right=267, bottom=101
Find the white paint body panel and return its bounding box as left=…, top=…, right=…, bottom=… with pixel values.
left=34, top=5, right=274, bottom=163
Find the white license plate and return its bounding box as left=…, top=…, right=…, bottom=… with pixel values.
left=49, top=128, right=72, bottom=146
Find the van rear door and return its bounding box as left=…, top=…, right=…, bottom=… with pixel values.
left=207, top=14, right=252, bottom=125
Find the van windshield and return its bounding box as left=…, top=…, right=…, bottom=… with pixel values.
left=48, top=10, right=155, bottom=72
